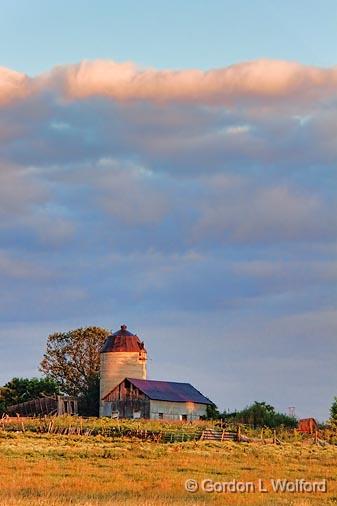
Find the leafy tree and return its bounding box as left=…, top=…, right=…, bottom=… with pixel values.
left=0, top=386, right=10, bottom=414
left=223, top=401, right=297, bottom=428
left=330, top=396, right=337, bottom=421
left=0, top=377, right=59, bottom=413
left=40, top=326, right=110, bottom=416
left=205, top=403, right=221, bottom=419
left=0, top=386, right=8, bottom=401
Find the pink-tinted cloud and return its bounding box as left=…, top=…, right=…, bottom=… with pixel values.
left=60, top=59, right=337, bottom=105
left=0, top=67, right=30, bottom=105
left=1, top=59, right=337, bottom=106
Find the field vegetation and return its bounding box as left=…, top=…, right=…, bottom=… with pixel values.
left=1, top=415, right=337, bottom=444
left=1, top=418, right=337, bottom=505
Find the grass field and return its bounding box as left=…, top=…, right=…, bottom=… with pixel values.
left=1, top=430, right=337, bottom=506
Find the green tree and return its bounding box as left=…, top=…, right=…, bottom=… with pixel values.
left=40, top=326, right=110, bottom=416
left=330, top=396, right=337, bottom=421
left=205, top=403, right=220, bottom=420
left=0, top=386, right=10, bottom=414
left=223, top=401, right=297, bottom=428
left=0, top=377, right=59, bottom=413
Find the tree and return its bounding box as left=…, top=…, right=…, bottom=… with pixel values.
left=330, top=396, right=337, bottom=421
left=0, top=386, right=10, bottom=414
left=223, top=401, right=297, bottom=428
left=40, top=326, right=110, bottom=416
left=205, top=403, right=220, bottom=420
left=0, top=377, right=59, bottom=414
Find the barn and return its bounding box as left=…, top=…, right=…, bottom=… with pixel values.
left=101, top=377, right=213, bottom=420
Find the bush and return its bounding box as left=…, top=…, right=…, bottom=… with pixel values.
left=222, top=401, right=297, bottom=428
left=0, top=377, right=60, bottom=414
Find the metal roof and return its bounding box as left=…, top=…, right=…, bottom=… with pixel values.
left=100, top=325, right=147, bottom=353
left=126, top=378, right=213, bottom=405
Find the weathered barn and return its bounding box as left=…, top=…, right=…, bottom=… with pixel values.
left=298, top=418, right=318, bottom=434
left=99, top=325, right=147, bottom=416
left=102, top=377, right=213, bottom=420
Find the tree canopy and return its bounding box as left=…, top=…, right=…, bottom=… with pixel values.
left=330, top=396, right=337, bottom=422
left=222, top=401, right=297, bottom=428
left=0, top=377, right=59, bottom=414
left=40, top=326, right=110, bottom=416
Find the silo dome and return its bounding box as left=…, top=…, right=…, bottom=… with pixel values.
left=101, top=325, right=147, bottom=353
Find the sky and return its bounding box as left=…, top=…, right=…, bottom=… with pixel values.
left=0, top=1, right=336, bottom=421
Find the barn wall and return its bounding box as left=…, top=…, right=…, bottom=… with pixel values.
left=149, top=400, right=208, bottom=420
left=102, top=399, right=150, bottom=418
left=99, top=352, right=147, bottom=416
left=103, top=379, right=147, bottom=402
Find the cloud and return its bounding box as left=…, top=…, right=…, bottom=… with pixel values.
left=1, top=59, right=337, bottom=108
left=0, top=67, right=30, bottom=105
left=1, top=64, right=336, bottom=177
left=193, top=179, right=337, bottom=244
left=0, top=163, right=74, bottom=246
left=0, top=250, right=51, bottom=279
left=0, top=163, right=48, bottom=217
left=92, top=159, right=169, bottom=226
left=47, top=59, right=337, bottom=106
left=0, top=58, right=336, bottom=420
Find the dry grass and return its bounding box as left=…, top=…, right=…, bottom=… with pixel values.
left=0, top=431, right=336, bottom=505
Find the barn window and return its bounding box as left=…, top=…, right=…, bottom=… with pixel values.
left=181, top=414, right=188, bottom=421
left=158, top=412, right=164, bottom=419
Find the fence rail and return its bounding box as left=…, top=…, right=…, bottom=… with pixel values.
left=0, top=416, right=334, bottom=445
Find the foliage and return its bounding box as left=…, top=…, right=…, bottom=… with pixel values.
left=205, top=403, right=221, bottom=419
left=0, top=387, right=9, bottom=414
left=78, top=374, right=100, bottom=417
left=0, top=377, right=59, bottom=414
left=223, top=401, right=297, bottom=428
left=1, top=415, right=336, bottom=445
left=330, top=396, right=337, bottom=421
left=0, top=415, right=210, bottom=441
left=40, top=326, right=110, bottom=416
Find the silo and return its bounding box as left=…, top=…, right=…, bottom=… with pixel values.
left=99, top=324, right=147, bottom=416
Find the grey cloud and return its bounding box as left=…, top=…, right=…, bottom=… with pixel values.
left=0, top=59, right=336, bottom=421
left=193, top=180, right=337, bottom=244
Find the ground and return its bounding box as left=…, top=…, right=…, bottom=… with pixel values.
left=0, top=431, right=336, bottom=506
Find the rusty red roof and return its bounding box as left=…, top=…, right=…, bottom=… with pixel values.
left=125, top=378, right=213, bottom=405
left=100, top=325, right=146, bottom=353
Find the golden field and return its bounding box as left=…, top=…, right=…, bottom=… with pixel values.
left=0, top=430, right=336, bottom=506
